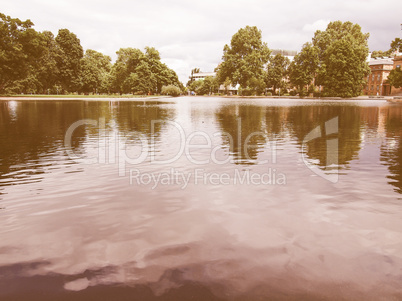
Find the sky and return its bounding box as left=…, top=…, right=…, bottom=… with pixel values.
left=1, top=0, right=401, bottom=84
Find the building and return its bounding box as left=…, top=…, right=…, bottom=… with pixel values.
left=190, top=72, right=216, bottom=81
left=390, top=55, right=402, bottom=96
left=188, top=71, right=239, bottom=95
left=364, top=57, right=394, bottom=96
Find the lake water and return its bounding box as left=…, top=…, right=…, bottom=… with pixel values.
left=0, top=97, right=401, bottom=300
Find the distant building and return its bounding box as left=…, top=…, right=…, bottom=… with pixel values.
left=364, top=57, right=394, bottom=96
left=190, top=72, right=216, bottom=81
left=188, top=71, right=239, bottom=95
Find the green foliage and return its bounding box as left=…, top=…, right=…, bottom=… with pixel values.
left=240, top=86, right=256, bottom=96
left=372, top=38, right=402, bottom=58
left=0, top=12, right=183, bottom=95
left=161, top=85, right=181, bottom=97
left=288, top=42, right=319, bottom=93
left=204, top=76, right=219, bottom=94
left=55, top=29, right=84, bottom=92
left=223, top=77, right=232, bottom=95
left=313, top=21, right=370, bottom=98
left=80, top=49, right=112, bottom=94
left=390, top=38, right=402, bottom=53
left=187, top=76, right=219, bottom=95
left=248, top=76, right=265, bottom=95
left=0, top=13, right=45, bottom=93
left=188, top=79, right=204, bottom=94
left=187, top=67, right=201, bottom=86
left=217, top=26, right=270, bottom=90
left=111, top=47, right=181, bottom=95
left=36, top=31, right=59, bottom=93
left=266, top=53, right=290, bottom=94
left=371, top=50, right=392, bottom=58
left=388, top=67, right=402, bottom=89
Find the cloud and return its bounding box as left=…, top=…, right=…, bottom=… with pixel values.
left=303, top=20, right=331, bottom=33
left=1, top=0, right=401, bottom=83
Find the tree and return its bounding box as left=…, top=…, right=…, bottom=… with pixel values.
left=202, top=76, right=219, bottom=95
left=388, top=67, right=402, bottom=89
left=0, top=13, right=45, bottom=93
left=191, top=68, right=200, bottom=75
left=223, top=77, right=232, bottom=95
left=55, top=29, right=84, bottom=92
left=145, top=46, right=165, bottom=93
left=390, top=38, right=402, bottom=53
left=111, top=47, right=145, bottom=94
left=161, top=85, right=181, bottom=96
left=0, top=12, right=183, bottom=96
left=216, top=26, right=270, bottom=92
left=288, top=43, right=319, bottom=96
left=191, top=76, right=219, bottom=95
left=266, top=53, right=290, bottom=94
left=188, top=79, right=204, bottom=94
left=36, top=31, right=60, bottom=93
left=372, top=38, right=402, bottom=58
left=187, top=68, right=201, bottom=86
left=111, top=47, right=182, bottom=95
left=156, top=63, right=183, bottom=93
left=131, top=60, right=156, bottom=94
left=80, top=49, right=112, bottom=94
left=371, top=50, right=392, bottom=58
left=313, top=21, right=370, bottom=98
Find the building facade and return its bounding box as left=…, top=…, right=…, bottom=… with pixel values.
left=364, top=58, right=393, bottom=96
left=190, top=72, right=216, bottom=81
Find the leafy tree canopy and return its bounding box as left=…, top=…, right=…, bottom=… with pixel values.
left=313, top=21, right=370, bottom=97
left=0, top=12, right=183, bottom=95
left=266, top=53, right=290, bottom=94
left=55, top=28, right=84, bottom=92
left=111, top=47, right=182, bottom=94
left=388, top=67, right=402, bottom=89
left=0, top=13, right=45, bottom=93
left=80, top=49, right=112, bottom=94
left=288, top=42, right=319, bottom=95
left=372, top=38, right=402, bottom=58
left=217, top=26, right=270, bottom=91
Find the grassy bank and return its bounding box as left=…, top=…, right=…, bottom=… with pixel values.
left=0, top=94, right=161, bottom=98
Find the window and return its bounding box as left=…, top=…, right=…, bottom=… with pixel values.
left=377, top=85, right=379, bottom=91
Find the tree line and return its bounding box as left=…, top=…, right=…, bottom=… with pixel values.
left=0, top=13, right=183, bottom=95
left=2, top=12, right=401, bottom=98
left=189, top=22, right=402, bottom=98
left=212, top=22, right=371, bottom=98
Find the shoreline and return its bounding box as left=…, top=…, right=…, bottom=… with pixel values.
left=0, top=95, right=173, bottom=101
left=0, top=95, right=401, bottom=102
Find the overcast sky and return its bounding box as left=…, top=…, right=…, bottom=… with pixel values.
left=1, top=0, right=401, bottom=83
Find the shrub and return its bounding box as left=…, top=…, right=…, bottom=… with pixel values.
left=161, top=85, right=181, bottom=97
left=240, top=87, right=253, bottom=96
